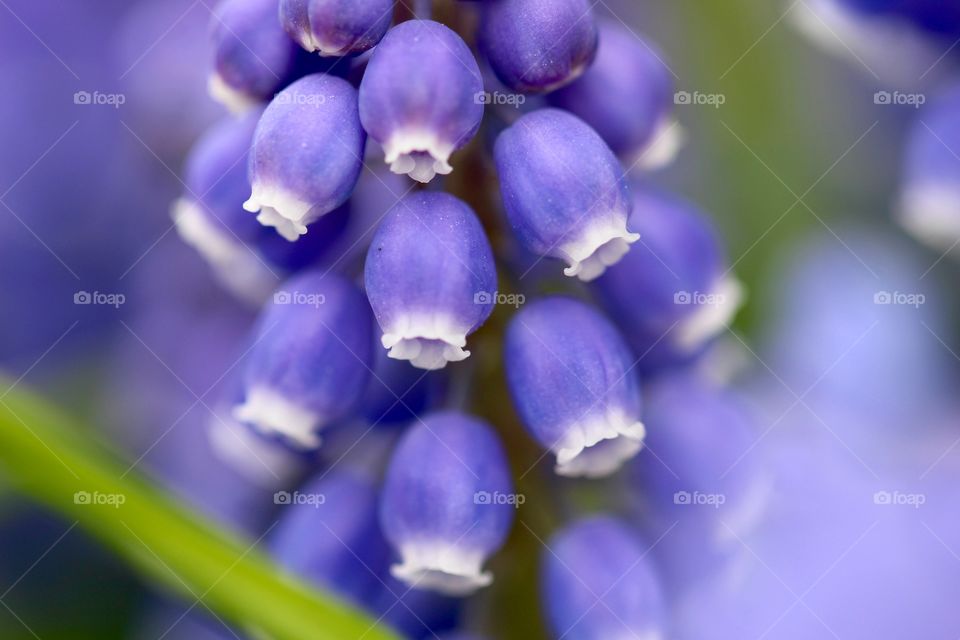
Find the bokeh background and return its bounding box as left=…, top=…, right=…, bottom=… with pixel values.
left=2, top=0, right=960, bottom=638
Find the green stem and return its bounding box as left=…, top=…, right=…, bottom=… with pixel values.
left=0, top=379, right=399, bottom=640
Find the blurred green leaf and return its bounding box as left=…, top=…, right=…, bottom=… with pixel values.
left=0, top=379, right=399, bottom=640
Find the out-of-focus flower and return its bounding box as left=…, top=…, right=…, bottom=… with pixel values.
left=592, top=187, right=743, bottom=374
left=504, top=297, right=645, bottom=478
left=359, top=20, right=484, bottom=183
left=793, top=0, right=960, bottom=83
left=244, top=74, right=366, bottom=240
left=364, top=192, right=496, bottom=370
left=494, top=109, right=636, bottom=281
left=208, top=0, right=300, bottom=112
left=547, top=19, right=679, bottom=169
left=631, top=371, right=767, bottom=592
left=898, top=83, right=960, bottom=251
left=269, top=468, right=390, bottom=605
left=380, top=411, right=515, bottom=595
left=542, top=516, right=665, bottom=640
left=280, top=0, right=394, bottom=57
left=478, top=0, right=598, bottom=93
left=234, top=271, right=374, bottom=448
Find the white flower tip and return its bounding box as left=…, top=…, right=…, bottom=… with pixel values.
left=381, top=315, right=471, bottom=370
left=232, top=386, right=323, bottom=450
left=631, top=118, right=686, bottom=171
left=207, top=416, right=307, bottom=488
left=391, top=543, right=493, bottom=596
left=244, top=186, right=314, bottom=241
left=207, top=72, right=260, bottom=114
left=384, top=130, right=454, bottom=183
left=554, top=414, right=646, bottom=478
left=674, top=276, right=745, bottom=352
left=171, top=198, right=277, bottom=304
left=898, top=183, right=960, bottom=252
left=561, top=220, right=640, bottom=282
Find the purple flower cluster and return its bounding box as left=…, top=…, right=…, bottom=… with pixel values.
left=168, top=0, right=745, bottom=637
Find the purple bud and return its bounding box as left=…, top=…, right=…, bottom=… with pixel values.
left=173, top=111, right=277, bottom=302
left=504, top=297, right=644, bottom=478
left=280, top=0, right=394, bottom=56
left=494, top=108, right=636, bottom=281
left=478, top=0, right=598, bottom=93
left=380, top=411, right=515, bottom=595
left=547, top=19, right=676, bottom=163
left=269, top=469, right=389, bottom=605
left=592, top=187, right=743, bottom=374
left=234, top=271, right=374, bottom=448
left=631, top=371, right=764, bottom=590
left=209, top=0, right=298, bottom=112
left=542, top=516, right=665, bottom=640
left=359, top=20, right=484, bottom=183
left=173, top=113, right=352, bottom=303
left=244, top=74, right=366, bottom=241
left=364, top=192, right=497, bottom=370
left=898, top=83, right=960, bottom=251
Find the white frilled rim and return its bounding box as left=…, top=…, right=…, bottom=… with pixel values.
left=172, top=198, right=277, bottom=305
left=207, top=416, right=308, bottom=488
left=553, top=412, right=647, bottom=478
left=243, top=185, right=315, bottom=242
left=631, top=118, right=686, bottom=172
left=381, top=314, right=471, bottom=370
left=559, top=218, right=641, bottom=282
left=207, top=72, right=260, bottom=115
left=232, top=386, right=323, bottom=450
left=674, top=276, right=746, bottom=353
left=391, top=542, right=492, bottom=596
left=382, top=129, right=455, bottom=184
left=899, top=183, right=960, bottom=252
left=790, top=0, right=944, bottom=85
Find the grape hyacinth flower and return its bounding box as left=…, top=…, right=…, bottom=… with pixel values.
left=898, top=83, right=960, bottom=251
left=478, top=0, right=598, bottom=93
left=365, top=192, right=496, bottom=370
left=172, top=110, right=278, bottom=303
left=234, top=271, right=374, bottom=448
left=279, top=0, right=394, bottom=57
left=174, top=112, right=353, bottom=304
left=358, top=20, right=484, bottom=183
left=495, top=108, right=637, bottom=281
left=593, top=187, right=743, bottom=373
left=547, top=19, right=680, bottom=168
left=269, top=469, right=389, bottom=605
left=505, top=297, right=645, bottom=478
left=244, top=74, right=366, bottom=241
left=380, top=411, right=515, bottom=595
left=542, top=516, right=665, bottom=640
left=209, top=0, right=298, bottom=112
